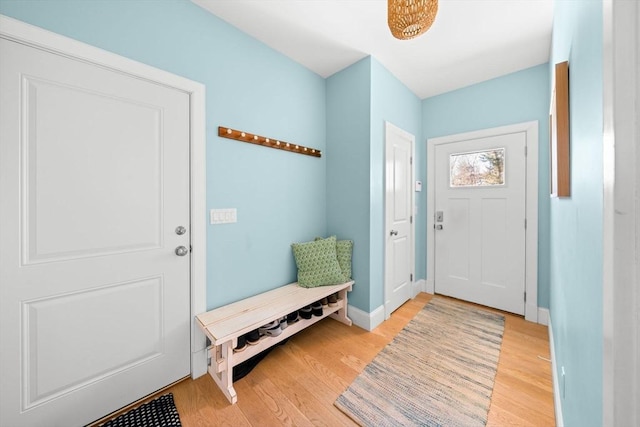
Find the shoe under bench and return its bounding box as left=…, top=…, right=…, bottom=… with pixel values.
left=195, top=280, right=354, bottom=404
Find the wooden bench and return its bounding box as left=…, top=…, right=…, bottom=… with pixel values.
left=196, top=281, right=354, bottom=404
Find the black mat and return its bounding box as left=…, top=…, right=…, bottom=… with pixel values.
left=101, top=393, right=181, bottom=427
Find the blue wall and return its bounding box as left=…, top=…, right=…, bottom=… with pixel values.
left=0, top=0, right=328, bottom=309
left=370, top=58, right=422, bottom=309
left=326, top=57, right=372, bottom=311
left=326, top=57, right=421, bottom=312
left=550, top=0, right=604, bottom=425
left=422, top=64, right=551, bottom=308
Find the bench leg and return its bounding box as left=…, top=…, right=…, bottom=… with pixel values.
left=207, top=341, right=237, bottom=404
left=329, top=287, right=352, bottom=326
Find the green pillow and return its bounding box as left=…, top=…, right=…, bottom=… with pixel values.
left=336, top=239, right=354, bottom=281
left=315, top=236, right=353, bottom=282
left=292, top=236, right=345, bottom=288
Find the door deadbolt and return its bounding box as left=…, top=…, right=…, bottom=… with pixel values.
left=175, top=226, right=187, bottom=235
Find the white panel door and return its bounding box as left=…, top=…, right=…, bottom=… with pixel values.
left=385, top=123, right=414, bottom=317
left=0, top=37, right=191, bottom=426
left=434, top=132, right=526, bottom=314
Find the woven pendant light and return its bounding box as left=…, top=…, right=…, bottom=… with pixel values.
left=388, top=0, right=438, bottom=40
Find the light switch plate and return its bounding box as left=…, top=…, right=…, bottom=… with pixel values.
left=210, top=208, right=237, bottom=224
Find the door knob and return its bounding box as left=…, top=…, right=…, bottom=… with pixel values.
left=390, top=230, right=398, bottom=236
left=175, top=226, right=187, bottom=235
left=175, top=246, right=189, bottom=256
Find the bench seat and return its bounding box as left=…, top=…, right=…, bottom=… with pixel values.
left=196, top=280, right=353, bottom=404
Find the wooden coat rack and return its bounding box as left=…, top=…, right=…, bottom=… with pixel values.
left=218, top=126, right=321, bottom=158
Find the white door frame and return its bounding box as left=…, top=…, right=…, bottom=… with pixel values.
left=0, top=15, right=208, bottom=377
left=384, top=121, right=416, bottom=318
left=427, top=121, right=539, bottom=323
left=602, top=0, right=639, bottom=424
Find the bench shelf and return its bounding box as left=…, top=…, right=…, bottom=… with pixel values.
left=196, top=281, right=353, bottom=404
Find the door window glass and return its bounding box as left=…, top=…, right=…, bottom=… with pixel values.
left=450, top=148, right=505, bottom=187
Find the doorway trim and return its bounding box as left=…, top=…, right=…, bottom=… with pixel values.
left=602, top=0, right=639, bottom=424
left=384, top=121, right=416, bottom=319
left=0, top=15, right=208, bottom=376
left=426, top=121, right=539, bottom=322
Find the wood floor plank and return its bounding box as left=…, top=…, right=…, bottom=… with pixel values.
left=241, top=371, right=314, bottom=427
left=488, top=389, right=556, bottom=427
left=234, top=378, right=286, bottom=427
left=165, top=293, right=554, bottom=426
left=254, top=353, right=354, bottom=427
left=170, top=375, right=251, bottom=426
left=280, top=341, right=352, bottom=394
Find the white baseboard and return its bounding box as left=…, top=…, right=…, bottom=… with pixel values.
left=537, top=307, right=549, bottom=326
left=425, top=278, right=434, bottom=294
left=348, top=304, right=385, bottom=331
left=413, top=279, right=426, bottom=297
left=525, top=301, right=539, bottom=323
left=191, top=323, right=208, bottom=378
left=548, top=316, right=564, bottom=427
left=191, top=348, right=208, bottom=379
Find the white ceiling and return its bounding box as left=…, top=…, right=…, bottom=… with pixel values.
left=192, top=0, right=553, bottom=99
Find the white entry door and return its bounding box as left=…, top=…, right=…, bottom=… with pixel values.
left=0, top=37, right=191, bottom=426
left=434, top=132, right=526, bottom=315
left=385, top=122, right=414, bottom=317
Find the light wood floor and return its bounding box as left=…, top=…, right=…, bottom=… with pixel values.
left=167, top=293, right=555, bottom=426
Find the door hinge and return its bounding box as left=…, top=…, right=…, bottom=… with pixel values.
left=410, top=273, right=413, bottom=282
left=524, top=219, right=527, bottom=229
left=410, top=157, right=413, bottom=165
left=524, top=291, right=527, bottom=302
left=410, top=215, right=413, bottom=224
left=524, top=146, right=528, bottom=156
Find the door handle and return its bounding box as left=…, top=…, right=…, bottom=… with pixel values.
left=175, top=246, right=189, bottom=256
left=390, top=230, right=398, bottom=236
left=435, top=224, right=443, bottom=230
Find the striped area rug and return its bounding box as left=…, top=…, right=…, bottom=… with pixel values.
left=335, top=297, right=505, bottom=426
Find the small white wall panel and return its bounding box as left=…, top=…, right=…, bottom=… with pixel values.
left=481, top=198, right=507, bottom=288
left=393, top=236, right=409, bottom=292
left=23, top=277, right=163, bottom=409
left=448, top=198, right=470, bottom=280
left=23, top=77, right=162, bottom=265
left=393, top=145, right=409, bottom=221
